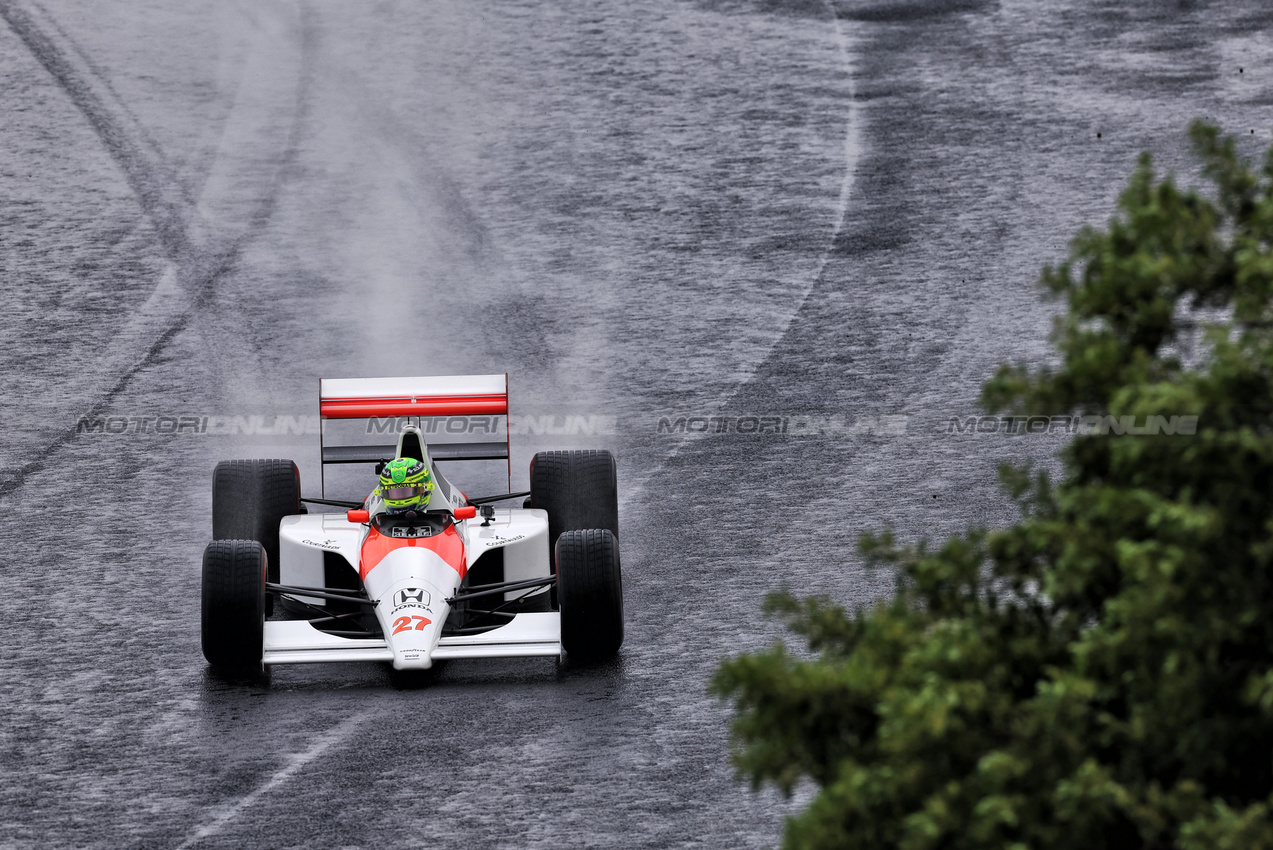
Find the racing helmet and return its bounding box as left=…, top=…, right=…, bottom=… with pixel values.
left=377, top=457, right=434, bottom=513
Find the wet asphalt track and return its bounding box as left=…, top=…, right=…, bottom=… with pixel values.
left=2, top=1, right=1273, bottom=847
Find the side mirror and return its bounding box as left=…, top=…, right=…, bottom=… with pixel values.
left=347, top=509, right=370, bottom=523
left=454, top=506, right=477, bottom=520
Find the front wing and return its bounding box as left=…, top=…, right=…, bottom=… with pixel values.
left=261, top=612, right=561, bottom=666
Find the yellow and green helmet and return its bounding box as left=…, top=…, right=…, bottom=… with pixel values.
left=377, top=457, right=434, bottom=513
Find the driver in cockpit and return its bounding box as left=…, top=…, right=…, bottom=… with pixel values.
left=371, top=456, right=435, bottom=517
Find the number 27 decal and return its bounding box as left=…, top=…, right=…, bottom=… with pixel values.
left=392, top=615, right=432, bottom=635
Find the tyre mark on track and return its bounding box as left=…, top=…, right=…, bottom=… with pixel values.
left=173, top=710, right=374, bottom=849
left=620, top=0, right=861, bottom=508
left=0, top=0, right=312, bottom=498
left=749, top=0, right=861, bottom=383
left=0, top=0, right=192, bottom=255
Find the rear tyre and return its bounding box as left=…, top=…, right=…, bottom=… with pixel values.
left=556, top=529, right=623, bottom=660
left=201, top=539, right=267, bottom=673
left=213, top=459, right=300, bottom=615
left=529, top=450, right=618, bottom=608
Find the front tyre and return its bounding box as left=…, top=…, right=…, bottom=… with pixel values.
left=556, top=529, right=623, bottom=660
left=201, top=539, right=267, bottom=673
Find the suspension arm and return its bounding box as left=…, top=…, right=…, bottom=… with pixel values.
left=447, top=575, right=555, bottom=604
left=266, top=583, right=378, bottom=607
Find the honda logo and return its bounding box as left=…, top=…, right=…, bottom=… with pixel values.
left=393, top=588, right=431, bottom=608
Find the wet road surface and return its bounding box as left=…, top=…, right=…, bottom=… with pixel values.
left=2, top=1, right=1272, bottom=846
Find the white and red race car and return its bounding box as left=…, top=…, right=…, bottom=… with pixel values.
left=200, top=374, right=622, bottom=675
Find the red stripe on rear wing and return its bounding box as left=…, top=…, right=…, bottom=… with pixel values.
left=320, top=394, right=508, bottom=419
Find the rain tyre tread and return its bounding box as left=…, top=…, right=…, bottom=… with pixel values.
left=201, top=539, right=266, bottom=672
left=556, top=529, right=623, bottom=660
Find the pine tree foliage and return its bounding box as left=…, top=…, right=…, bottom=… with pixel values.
left=713, top=123, right=1273, bottom=850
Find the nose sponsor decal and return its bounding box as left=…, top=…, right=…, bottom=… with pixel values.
left=389, top=589, right=434, bottom=639
left=392, top=615, right=432, bottom=635
left=391, top=587, right=433, bottom=616
left=393, top=587, right=430, bottom=608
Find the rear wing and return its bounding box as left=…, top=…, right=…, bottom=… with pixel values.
left=319, top=374, right=510, bottom=493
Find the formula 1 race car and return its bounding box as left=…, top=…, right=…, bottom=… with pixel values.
left=200, top=374, right=622, bottom=675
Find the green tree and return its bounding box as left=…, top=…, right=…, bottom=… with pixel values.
left=713, top=123, right=1273, bottom=850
